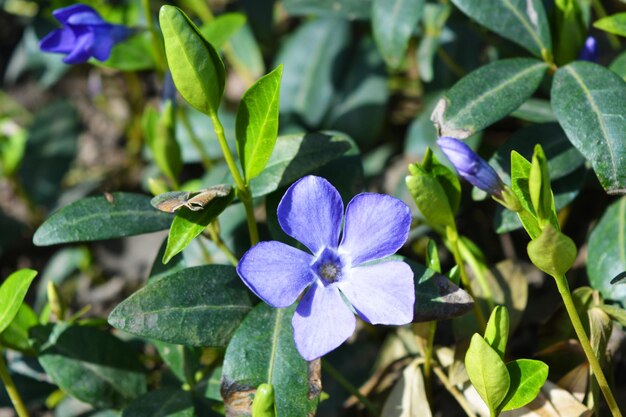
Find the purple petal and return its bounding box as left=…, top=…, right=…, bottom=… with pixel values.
left=278, top=176, right=343, bottom=254
left=53, top=4, right=101, bottom=25
left=89, top=27, right=116, bottom=61
left=62, top=31, right=94, bottom=64
left=338, top=261, right=414, bottom=325
left=339, top=194, right=411, bottom=266
left=292, top=281, right=356, bottom=360
left=237, top=241, right=315, bottom=308
left=67, top=11, right=107, bottom=26
left=40, top=28, right=76, bottom=53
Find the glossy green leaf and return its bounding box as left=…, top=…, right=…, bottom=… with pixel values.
left=450, top=0, right=552, bottom=57
left=527, top=224, right=577, bottom=277
left=552, top=62, right=626, bottom=194
left=465, top=334, right=510, bottom=414
left=431, top=58, right=548, bottom=139
left=0, top=269, right=37, bottom=334
left=108, top=265, right=253, bottom=347
left=237, top=65, right=283, bottom=181
left=484, top=305, right=509, bottom=360
left=501, top=359, right=548, bottom=411
left=221, top=303, right=320, bottom=417
left=277, top=18, right=350, bottom=126
left=0, top=303, right=38, bottom=353
left=38, top=324, right=146, bottom=409
left=162, top=188, right=234, bottom=263
left=200, top=13, right=247, bottom=50
left=372, top=0, right=425, bottom=69
left=250, top=132, right=353, bottom=197
left=594, top=13, right=626, bottom=37
left=587, top=197, right=626, bottom=302
left=121, top=389, right=194, bottom=417
left=282, top=0, right=371, bottom=19
left=160, top=6, right=225, bottom=116
left=33, top=193, right=172, bottom=246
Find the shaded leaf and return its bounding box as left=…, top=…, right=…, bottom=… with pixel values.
left=0, top=269, right=37, bottom=334
left=381, top=359, right=432, bottom=417
left=0, top=303, right=38, bottom=353
left=282, top=0, right=372, bottom=19
left=102, top=33, right=155, bottom=71
left=121, top=389, right=194, bottom=417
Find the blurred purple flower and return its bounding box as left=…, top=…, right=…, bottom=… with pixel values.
left=237, top=175, right=414, bottom=360
left=437, top=136, right=504, bottom=197
left=40, top=4, right=131, bottom=64
left=578, top=36, right=598, bottom=63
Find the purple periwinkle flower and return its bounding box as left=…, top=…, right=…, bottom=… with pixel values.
left=40, top=4, right=131, bottom=64
left=578, top=36, right=598, bottom=63
left=237, top=176, right=415, bottom=360
left=437, top=136, right=504, bottom=197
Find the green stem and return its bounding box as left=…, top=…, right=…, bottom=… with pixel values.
left=208, top=111, right=259, bottom=246
left=177, top=107, right=213, bottom=171
left=554, top=275, right=623, bottom=417
left=0, top=352, right=30, bottom=417
left=206, top=222, right=239, bottom=266
left=141, top=0, right=167, bottom=72
left=457, top=238, right=496, bottom=311
left=321, top=360, right=379, bottom=416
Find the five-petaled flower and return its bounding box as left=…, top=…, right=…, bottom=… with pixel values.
left=40, top=4, right=132, bottom=64
left=437, top=136, right=504, bottom=198
left=237, top=175, right=415, bottom=361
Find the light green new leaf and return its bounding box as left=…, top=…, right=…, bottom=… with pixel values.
left=527, top=224, right=577, bottom=277
left=160, top=6, right=225, bottom=116
left=484, top=305, right=509, bottom=360
left=465, top=334, right=510, bottom=414
left=0, top=303, right=38, bottom=353
left=431, top=58, right=548, bottom=139
left=0, top=269, right=37, bottom=334
left=552, top=62, right=626, bottom=194
left=236, top=65, right=283, bottom=181
left=594, top=13, right=626, bottom=37
left=500, top=359, right=548, bottom=411
left=451, top=0, right=552, bottom=58
left=200, top=13, right=246, bottom=50
left=372, top=0, right=425, bottom=69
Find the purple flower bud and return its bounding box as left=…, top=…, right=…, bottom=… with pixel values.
left=40, top=4, right=132, bottom=64
left=437, top=136, right=504, bottom=197
left=578, top=36, right=598, bottom=63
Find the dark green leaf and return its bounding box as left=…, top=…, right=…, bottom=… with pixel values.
left=221, top=303, right=320, bottom=417
left=200, top=13, right=247, bottom=50
left=0, top=303, right=38, bottom=353
left=0, top=269, right=37, bottom=334
left=33, top=193, right=172, bottom=246
left=552, top=62, right=626, bottom=194
left=160, top=6, right=225, bottom=116
left=372, top=0, right=425, bottom=69
left=108, top=265, right=253, bottom=347
left=121, top=389, right=194, bottom=417
left=237, top=65, right=283, bottom=181
left=594, top=13, right=626, bottom=37
left=282, top=0, right=371, bottom=19
left=276, top=18, right=350, bottom=126
left=500, top=359, right=548, bottom=411
left=153, top=341, right=201, bottom=383
left=250, top=132, right=353, bottom=198
left=431, top=58, right=548, bottom=139
left=450, top=0, right=552, bottom=57
left=163, top=189, right=234, bottom=263
left=38, top=324, right=146, bottom=409
left=587, top=197, right=626, bottom=302
left=465, top=334, right=510, bottom=414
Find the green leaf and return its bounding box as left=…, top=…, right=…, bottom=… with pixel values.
left=594, top=12, right=626, bottom=37
left=509, top=151, right=541, bottom=239
left=282, top=0, right=372, bottom=19
left=101, top=33, right=156, bottom=71
left=500, top=359, right=548, bottom=411
left=587, top=197, right=626, bottom=302
left=152, top=341, right=201, bottom=384
left=450, top=0, right=552, bottom=58
left=33, top=193, right=172, bottom=246
left=529, top=144, right=556, bottom=226
left=372, top=0, right=425, bottom=69
left=121, top=389, right=194, bottom=417
left=250, top=132, right=353, bottom=198
left=510, top=98, right=556, bottom=123
left=143, top=100, right=183, bottom=185
left=610, top=51, right=626, bottom=81
left=236, top=65, right=283, bottom=181
left=160, top=6, right=225, bottom=116
left=221, top=303, right=320, bottom=417
left=229, top=23, right=266, bottom=80
left=416, top=3, right=451, bottom=82
left=527, top=224, right=577, bottom=277
left=0, top=117, right=27, bottom=177
left=38, top=324, right=146, bottom=409
left=465, top=334, right=510, bottom=414
left=108, top=265, right=253, bottom=347
left=552, top=62, right=626, bottom=194
left=0, top=269, right=37, bottom=334
left=431, top=58, right=548, bottom=139
left=484, top=305, right=509, bottom=360
left=599, top=304, right=626, bottom=327
left=0, top=303, right=38, bottom=353
left=162, top=188, right=234, bottom=263
left=277, top=18, right=350, bottom=126
left=199, top=13, right=247, bottom=50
